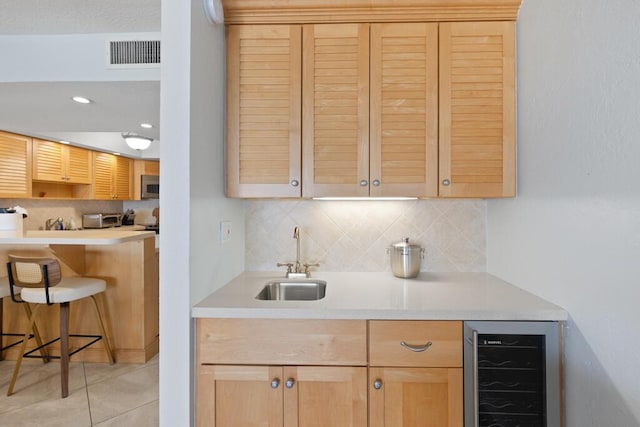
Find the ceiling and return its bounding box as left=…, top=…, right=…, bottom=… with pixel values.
left=0, top=0, right=162, bottom=158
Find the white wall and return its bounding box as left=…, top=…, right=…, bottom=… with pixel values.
left=160, top=1, right=244, bottom=425
left=487, top=0, right=640, bottom=425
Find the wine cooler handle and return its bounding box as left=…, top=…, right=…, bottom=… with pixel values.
left=472, top=329, right=479, bottom=427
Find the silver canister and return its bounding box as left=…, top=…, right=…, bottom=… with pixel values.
left=387, top=238, right=425, bottom=278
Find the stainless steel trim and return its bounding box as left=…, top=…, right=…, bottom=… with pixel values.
left=471, top=329, right=479, bottom=427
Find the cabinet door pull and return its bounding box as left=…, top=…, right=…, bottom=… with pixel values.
left=285, top=378, right=295, bottom=389
left=271, top=378, right=280, bottom=389
left=373, top=379, right=383, bottom=390
left=400, top=340, right=433, bottom=352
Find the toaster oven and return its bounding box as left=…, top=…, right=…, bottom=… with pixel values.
left=82, top=213, right=122, bottom=229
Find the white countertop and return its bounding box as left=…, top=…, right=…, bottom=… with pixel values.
left=192, top=271, right=568, bottom=321
left=0, top=228, right=156, bottom=245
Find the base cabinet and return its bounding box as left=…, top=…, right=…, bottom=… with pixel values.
left=369, top=367, right=463, bottom=427
left=198, top=365, right=366, bottom=427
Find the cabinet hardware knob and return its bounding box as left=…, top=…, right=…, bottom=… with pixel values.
left=285, top=378, right=295, bottom=389
left=400, top=340, right=433, bottom=352
left=442, top=179, right=450, bottom=186
left=372, top=179, right=380, bottom=186
left=291, top=179, right=299, bottom=187
left=359, top=179, right=368, bottom=187
left=373, top=379, right=383, bottom=390
left=271, top=379, right=280, bottom=389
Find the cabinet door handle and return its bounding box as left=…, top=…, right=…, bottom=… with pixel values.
left=372, top=179, right=380, bottom=186
left=400, top=340, right=433, bottom=352
left=442, top=179, right=450, bottom=186
left=373, top=379, right=383, bottom=390
left=359, top=179, right=368, bottom=187
left=290, top=179, right=299, bottom=187
left=271, top=378, right=280, bottom=389
left=285, top=378, right=295, bottom=389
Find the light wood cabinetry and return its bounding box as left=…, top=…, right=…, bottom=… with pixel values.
left=196, top=319, right=462, bottom=426
left=369, top=320, right=463, bottom=427
left=439, top=21, right=515, bottom=197
left=32, top=139, right=92, bottom=184
left=132, top=159, right=160, bottom=200
left=0, top=131, right=31, bottom=198
left=226, top=24, right=302, bottom=197
left=93, top=152, right=132, bottom=200
left=197, top=319, right=368, bottom=427
left=226, top=19, right=516, bottom=198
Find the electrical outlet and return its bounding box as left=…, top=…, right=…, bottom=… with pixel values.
left=220, top=221, right=232, bottom=243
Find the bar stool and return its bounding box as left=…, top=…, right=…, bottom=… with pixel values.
left=6, top=255, right=115, bottom=398
left=0, top=277, right=47, bottom=361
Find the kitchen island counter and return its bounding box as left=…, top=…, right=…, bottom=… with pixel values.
left=0, top=228, right=154, bottom=245
left=1, top=229, right=158, bottom=363
left=193, top=271, right=567, bottom=321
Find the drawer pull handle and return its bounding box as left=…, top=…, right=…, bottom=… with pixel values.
left=271, top=379, right=280, bottom=389
left=400, top=340, right=433, bottom=352
left=373, top=379, right=383, bottom=390
left=285, top=378, right=295, bottom=389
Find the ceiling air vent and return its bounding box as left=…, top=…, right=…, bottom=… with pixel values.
left=107, top=39, right=160, bottom=69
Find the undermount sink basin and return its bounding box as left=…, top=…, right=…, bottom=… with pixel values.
left=255, top=279, right=327, bottom=301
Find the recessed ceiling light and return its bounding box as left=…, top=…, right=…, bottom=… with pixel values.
left=71, top=96, right=92, bottom=104
left=59, top=140, right=71, bottom=145
left=140, top=123, right=153, bottom=129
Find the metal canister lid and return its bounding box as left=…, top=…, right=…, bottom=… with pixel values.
left=390, top=237, right=420, bottom=249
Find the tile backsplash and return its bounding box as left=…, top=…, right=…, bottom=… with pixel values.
left=245, top=199, right=487, bottom=272
left=1, top=199, right=159, bottom=230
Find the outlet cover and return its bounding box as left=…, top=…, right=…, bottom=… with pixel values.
left=220, top=221, right=232, bottom=243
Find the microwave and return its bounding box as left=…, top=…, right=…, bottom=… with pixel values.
left=141, top=175, right=159, bottom=199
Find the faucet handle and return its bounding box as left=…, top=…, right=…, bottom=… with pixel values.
left=277, top=262, right=294, bottom=273
left=303, top=263, right=320, bottom=273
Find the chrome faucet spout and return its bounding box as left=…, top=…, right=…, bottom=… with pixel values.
left=293, top=226, right=301, bottom=273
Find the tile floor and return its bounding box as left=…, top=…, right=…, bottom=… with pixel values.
left=0, top=355, right=158, bottom=426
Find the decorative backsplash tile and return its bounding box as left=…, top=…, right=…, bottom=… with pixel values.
left=0, top=199, right=123, bottom=230
left=245, top=199, right=487, bottom=272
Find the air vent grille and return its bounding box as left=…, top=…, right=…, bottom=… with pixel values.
left=108, top=40, right=160, bottom=67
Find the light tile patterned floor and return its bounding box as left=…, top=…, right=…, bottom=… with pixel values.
left=0, top=355, right=158, bottom=426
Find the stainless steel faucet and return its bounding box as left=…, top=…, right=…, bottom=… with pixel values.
left=45, top=217, right=64, bottom=230
left=277, top=226, right=319, bottom=278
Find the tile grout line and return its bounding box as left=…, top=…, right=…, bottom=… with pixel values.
left=83, top=362, right=95, bottom=426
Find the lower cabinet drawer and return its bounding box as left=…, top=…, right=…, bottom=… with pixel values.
left=197, top=318, right=367, bottom=366
left=369, top=320, right=462, bottom=367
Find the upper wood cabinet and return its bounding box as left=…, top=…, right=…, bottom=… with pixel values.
left=439, top=21, right=515, bottom=197
left=0, top=131, right=32, bottom=198
left=302, top=24, right=370, bottom=197
left=370, top=23, right=439, bottom=197
left=32, top=139, right=92, bottom=184
left=226, top=24, right=302, bottom=197
left=93, top=152, right=132, bottom=200
left=223, top=8, right=518, bottom=198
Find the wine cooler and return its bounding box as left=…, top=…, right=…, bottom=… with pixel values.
left=464, top=321, right=562, bottom=427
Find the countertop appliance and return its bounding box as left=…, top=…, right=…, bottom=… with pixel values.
left=82, top=213, right=122, bottom=229
left=141, top=174, right=159, bottom=199
left=387, top=237, right=424, bottom=278
left=464, top=321, right=561, bottom=427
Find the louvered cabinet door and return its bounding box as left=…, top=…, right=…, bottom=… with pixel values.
left=226, top=25, right=302, bottom=198
left=0, top=131, right=32, bottom=198
left=113, top=156, right=132, bottom=200
left=439, top=22, right=516, bottom=198
left=65, top=145, right=92, bottom=184
left=302, top=24, right=370, bottom=197
left=93, top=152, right=115, bottom=199
left=370, top=23, right=438, bottom=198
left=32, top=139, right=65, bottom=182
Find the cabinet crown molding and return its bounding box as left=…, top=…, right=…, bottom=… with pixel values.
left=221, top=0, right=523, bottom=24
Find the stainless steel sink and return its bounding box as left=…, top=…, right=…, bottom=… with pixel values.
left=255, top=279, right=327, bottom=301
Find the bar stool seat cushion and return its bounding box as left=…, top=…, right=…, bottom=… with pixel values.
left=20, top=277, right=106, bottom=304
